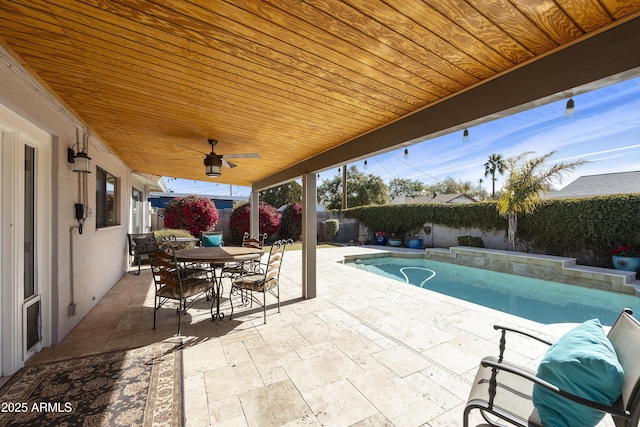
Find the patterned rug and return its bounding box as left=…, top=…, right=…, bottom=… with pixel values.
left=0, top=341, right=182, bottom=427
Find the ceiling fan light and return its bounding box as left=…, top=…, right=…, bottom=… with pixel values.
left=204, top=155, right=222, bottom=178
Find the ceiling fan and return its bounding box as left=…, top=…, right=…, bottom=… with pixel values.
left=177, top=139, right=260, bottom=177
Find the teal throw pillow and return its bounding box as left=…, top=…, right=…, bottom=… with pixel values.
left=532, top=318, right=624, bottom=427
left=203, top=234, right=222, bottom=247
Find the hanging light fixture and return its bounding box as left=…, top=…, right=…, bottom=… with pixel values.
left=404, top=148, right=409, bottom=159
left=204, top=154, right=222, bottom=178
left=463, top=129, right=470, bottom=143
left=364, top=160, right=368, bottom=169
left=564, top=98, right=575, bottom=118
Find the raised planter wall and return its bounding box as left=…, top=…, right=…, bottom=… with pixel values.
left=424, top=247, right=639, bottom=294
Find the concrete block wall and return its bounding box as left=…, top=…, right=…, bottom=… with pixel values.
left=428, top=225, right=507, bottom=250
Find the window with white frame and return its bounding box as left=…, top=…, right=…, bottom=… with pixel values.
left=96, top=166, right=119, bottom=228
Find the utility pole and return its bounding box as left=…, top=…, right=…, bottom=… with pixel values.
left=341, top=165, right=347, bottom=210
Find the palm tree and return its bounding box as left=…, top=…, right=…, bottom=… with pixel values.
left=484, top=153, right=506, bottom=198
left=497, top=151, right=588, bottom=251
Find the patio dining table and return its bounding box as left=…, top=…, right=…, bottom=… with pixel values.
left=174, top=246, right=264, bottom=319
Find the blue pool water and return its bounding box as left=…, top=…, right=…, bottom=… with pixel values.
left=346, top=257, right=640, bottom=326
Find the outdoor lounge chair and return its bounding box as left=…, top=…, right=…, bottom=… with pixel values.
left=463, top=308, right=640, bottom=427
left=127, top=232, right=158, bottom=275
left=229, top=238, right=292, bottom=324
left=148, top=244, right=213, bottom=335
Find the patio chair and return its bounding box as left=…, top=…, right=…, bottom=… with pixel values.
left=127, top=232, right=158, bottom=275
left=463, top=308, right=640, bottom=427
left=200, top=230, right=224, bottom=247
left=148, top=244, right=213, bottom=335
left=229, top=239, right=292, bottom=324
left=222, top=232, right=267, bottom=278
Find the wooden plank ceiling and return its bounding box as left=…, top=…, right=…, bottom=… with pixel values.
left=1, top=0, right=639, bottom=186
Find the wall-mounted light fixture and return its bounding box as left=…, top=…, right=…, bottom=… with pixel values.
left=67, top=143, right=91, bottom=173
left=564, top=98, right=575, bottom=118
left=463, top=129, right=470, bottom=143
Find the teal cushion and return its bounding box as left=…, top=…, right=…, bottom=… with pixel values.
left=532, top=318, right=624, bottom=427
left=203, top=234, right=222, bottom=247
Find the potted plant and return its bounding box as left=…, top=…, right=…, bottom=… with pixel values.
left=610, top=234, right=640, bottom=273
left=375, top=231, right=387, bottom=246
left=388, top=232, right=403, bottom=247
left=407, top=229, right=423, bottom=249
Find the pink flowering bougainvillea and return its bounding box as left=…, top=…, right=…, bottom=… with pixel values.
left=229, top=202, right=280, bottom=244
left=278, top=203, right=302, bottom=241
left=163, top=195, right=219, bottom=236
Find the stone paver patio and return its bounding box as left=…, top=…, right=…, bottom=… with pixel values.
left=26, top=246, right=618, bottom=426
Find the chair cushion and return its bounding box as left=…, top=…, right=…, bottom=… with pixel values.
left=157, top=279, right=210, bottom=299
left=133, top=236, right=157, bottom=254
left=233, top=275, right=278, bottom=292
left=203, top=234, right=222, bottom=247
left=532, top=318, right=624, bottom=427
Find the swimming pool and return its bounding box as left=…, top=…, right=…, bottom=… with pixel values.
left=346, top=256, right=640, bottom=326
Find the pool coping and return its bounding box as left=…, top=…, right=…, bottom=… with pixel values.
left=337, top=245, right=640, bottom=297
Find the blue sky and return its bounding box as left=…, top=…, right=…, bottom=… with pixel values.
left=164, top=75, right=640, bottom=198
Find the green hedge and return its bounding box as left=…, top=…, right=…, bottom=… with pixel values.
left=344, top=202, right=505, bottom=237
left=517, top=195, right=640, bottom=266
left=458, top=235, right=485, bottom=248
left=343, top=195, right=640, bottom=267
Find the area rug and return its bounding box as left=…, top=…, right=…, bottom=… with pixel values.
left=0, top=341, right=182, bottom=427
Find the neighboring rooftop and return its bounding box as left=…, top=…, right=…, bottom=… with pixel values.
left=547, top=170, right=640, bottom=198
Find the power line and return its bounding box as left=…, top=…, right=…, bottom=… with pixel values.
left=388, top=154, right=443, bottom=182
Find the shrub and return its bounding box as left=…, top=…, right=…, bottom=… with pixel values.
left=457, top=235, right=485, bottom=248
left=154, top=228, right=196, bottom=249
left=324, top=219, right=340, bottom=242
left=162, top=195, right=218, bottom=236
left=229, top=202, right=280, bottom=244
left=278, top=203, right=302, bottom=241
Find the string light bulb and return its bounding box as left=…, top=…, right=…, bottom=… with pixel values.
left=463, top=129, right=469, bottom=143
left=404, top=148, right=409, bottom=159
left=364, top=160, right=368, bottom=169
left=564, top=98, right=575, bottom=118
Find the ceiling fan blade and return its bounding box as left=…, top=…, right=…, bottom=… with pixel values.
left=222, top=153, right=260, bottom=159
left=177, top=145, right=208, bottom=156
left=222, top=158, right=237, bottom=168
left=171, top=156, right=201, bottom=161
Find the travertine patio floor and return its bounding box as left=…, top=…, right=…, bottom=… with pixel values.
left=25, top=246, right=616, bottom=426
